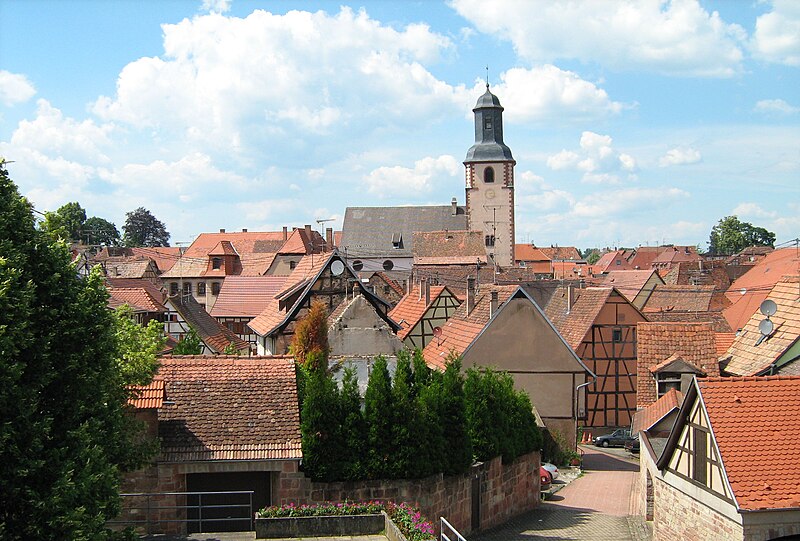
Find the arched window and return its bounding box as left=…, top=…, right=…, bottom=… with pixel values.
left=484, top=167, right=495, bottom=183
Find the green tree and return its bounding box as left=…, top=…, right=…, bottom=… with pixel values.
left=299, top=368, right=343, bottom=481
left=291, top=302, right=330, bottom=372
left=338, top=366, right=366, bottom=480
left=364, top=355, right=394, bottom=478
left=390, top=350, right=418, bottom=478
left=708, top=215, right=776, bottom=255
left=41, top=201, right=86, bottom=243
left=172, top=327, right=203, bottom=355
left=84, top=216, right=120, bottom=246
left=0, top=162, right=154, bottom=539
left=439, top=356, right=472, bottom=474
left=113, top=305, right=165, bottom=386
left=582, top=248, right=601, bottom=265
left=122, top=207, right=170, bottom=247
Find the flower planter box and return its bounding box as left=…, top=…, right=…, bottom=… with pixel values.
left=255, top=513, right=386, bottom=539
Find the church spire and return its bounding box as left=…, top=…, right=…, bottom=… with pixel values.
left=464, top=85, right=514, bottom=163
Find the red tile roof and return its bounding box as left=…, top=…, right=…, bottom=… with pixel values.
left=723, top=248, right=800, bottom=331
left=132, top=247, right=182, bottom=273
left=697, top=376, right=800, bottom=511
left=631, top=388, right=682, bottom=434
left=169, top=294, right=250, bottom=353
left=279, top=227, right=325, bottom=255
left=590, top=269, right=661, bottom=302
left=413, top=231, right=487, bottom=265
left=514, top=244, right=550, bottom=262
left=389, top=285, right=448, bottom=339
left=545, top=287, right=614, bottom=350
left=128, top=378, right=165, bottom=409
left=156, top=356, right=301, bottom=462
left=209, top=276, right=288, bottom=318
left=722, top=276, right=800, bottom=376
left=594, top=250, right=634, bottom=273
left=650, top=246, right=701, bottom=266
left=627, top=246, right=665, bottom=270
left=108, top=287, right=166, bottom=313
left=642, top=284, right=715, bottom=313
left=538, top=246, right=581, bottom=261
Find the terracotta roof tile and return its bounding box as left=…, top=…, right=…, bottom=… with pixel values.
left=627, top=246, right=665, bottom=270
left=169, top=294, right=249, bottom=353
left=715, top=332, right=736, bottom=357
left=538, top=246, right=581, bottom=261
left=514, top=244, right=550, bottom=262
left=108, top=287, right=166, bottom=313
left=722, top=276, right=800, bottom=376
left=594, top=250, right=634, bottom=273
left=636, top=322, right=719, bottom=408
left=413, top=230, right=487, bottom=265
left=631, top=388, right=682, bottom=433
left=590, top=270, right=660, bottom=302
left=645, top=310, right=733, bottom=333
left=156, top=356, right=301, bottom=462
left=545, top=287, right=613, bottom=350
left=698, top=376, right=800, bottom=511
left=389, top=285, right=448, bottom=339
left=642, top=284, right=715, bottom=313
left=209, top=276, right=288, bottom=318
left=128, top=378, right=165, bottom=409
left=650, top=246, right=701, bottom=266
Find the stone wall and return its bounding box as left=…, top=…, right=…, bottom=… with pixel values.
left=653, top=477, right=741, bottom=541
left=278, top=451, right=540, bottom=536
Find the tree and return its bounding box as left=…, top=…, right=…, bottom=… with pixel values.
left=438, top=356, right=472, bottom=474
left=291, top=302, right=330, bottom=372
left=84, top=216, right=120, bottom=247
left=172, top=327, right=202, bottom=355
left=41, top=201, right=86, bottom=242
left=122, top=207, right=170, bottom=247
left=299, top=367, right=343, bottom=481
left=364, top=356, right=394, bottom=479
left=708, top=215, right=776, bottom=255
left=0, top=162, right=154, bottom=539
left=338, top=367, right=366, bottom=480
left=390, top=350, right=418, bottom=478
left=113, top=305, right=165, bottom=386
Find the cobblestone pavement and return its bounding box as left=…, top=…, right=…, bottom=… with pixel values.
left=471, top=446, right=652, bottom=541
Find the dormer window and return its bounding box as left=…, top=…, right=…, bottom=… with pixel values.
left=391, top=232, right=402, bottom=249
left=212, top=257, right=222, bottom=270
left=484, top=117, right=492, bottom=130
left=484, top=167, right=495, bottom=183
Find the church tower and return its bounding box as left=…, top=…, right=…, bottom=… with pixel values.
left=464, top=84, right=515, bottom=268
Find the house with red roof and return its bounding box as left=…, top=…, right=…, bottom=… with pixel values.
left=209, top=276, right=288, bottom=346
left=590, top=269, right=664, bottom=309
left=545, top=286, right=647, bottom=429
left=389, top=280, right=461, bottom=350
left=592, top=250, right=635, bottom=273
left=118, top=356, right=302, bottom=535
left=513, top=244, right=552, bottom=272
left=165, top=293, right=250, bottom=355
left=645, top=376, right=800, bottom=541
left=107, top=286, right=167, bottom=326
left=422, top=282, right=594, bottom=447
left=642, top=284, right=733, bottom=333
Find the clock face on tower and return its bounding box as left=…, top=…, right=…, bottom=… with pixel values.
left=485, top=189, right=496, bottom=200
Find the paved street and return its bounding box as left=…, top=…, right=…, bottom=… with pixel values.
left=471, top=446, right=650, bottom=541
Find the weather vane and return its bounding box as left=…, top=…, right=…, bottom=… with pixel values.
left=485, top=65, right=489, bottom=89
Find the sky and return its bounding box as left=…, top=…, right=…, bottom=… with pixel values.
left=0, top=0, right=798, bottom=250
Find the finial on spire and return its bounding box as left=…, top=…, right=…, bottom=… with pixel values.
left=485, top=65, right=489, bottom=89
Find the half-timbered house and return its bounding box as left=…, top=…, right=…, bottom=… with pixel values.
left=389, top=280, right=461, bottom=350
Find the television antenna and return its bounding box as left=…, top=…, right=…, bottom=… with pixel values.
left=433, top=326, right=443, bottom=346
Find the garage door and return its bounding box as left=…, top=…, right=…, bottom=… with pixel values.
left=186, top=471, right=271, bottom=532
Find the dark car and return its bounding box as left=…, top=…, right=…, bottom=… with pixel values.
left=594, top=428, right=635, bottom=448
left=625, top=437, right=640, bottom=454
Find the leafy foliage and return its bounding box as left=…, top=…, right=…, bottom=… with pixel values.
left=708, top=215, right=776, bottom=255
left=364, top=356, right=394, bottom=478
left=223, top=341, right=241, bottom=355
left=338, top=366, right=366, bottom=480
left=291, top=301, right=330, bottom=371
left=172, top=327, right=202, bottom=355
left=438, top=356, right=473, bottom=474
left=113, top=305, right=165, bottom=386
left=122, top=207, right=170, bottom=247
left=84, top=216, right=120, bottom=246
left=0, top=162, right=154, bottom=539
left=40, top=201, right=86, bottom=242
left=300, top=368, right=344, bottom=482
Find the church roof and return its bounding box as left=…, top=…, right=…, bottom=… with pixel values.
left=474, top=86, right=503, bottom=109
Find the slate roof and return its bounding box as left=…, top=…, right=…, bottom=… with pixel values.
left=340, top=205, right=467, bottom=258
left=722, top=276, right=800, bottom=376
left=156, top=356, right=302, bottom=462
left=544, top=287, right=614, bottom=350
left=389, top=285, right=449, bottom=339
left=169, top=294, right=250, bottom=353
left=642, top=284, right=715, bottom=313
left=723, top=248, right=800, bottom=331
left=636, top=322, right=720, bottom=407
left=413, top=230, right=487, bottom=265
left=698, top=376, right=800, bottom=511
left=631, top=388, right=682, bottom=434
left=209, top=276, right=288, bottom=318
left=128, top=378, right=165, bottom=409
left=108, top=287, right=166, bottom=313
left=591, top=269, right=661, bottom=302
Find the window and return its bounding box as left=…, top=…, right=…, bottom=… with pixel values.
left=383, top=260, right=394, bottom=271
left=692, top=426, right=707, bottom=485
left=484, top=117, right=492, bottom=130
left=289, top=260, right=297, bottom=270
left=212, top=257, right=222, bottom=270
left=211, top=282, right=221, bottom=295
left=182, top=282, right=192, bottom=295
left=484, top=167, right=495, bottom=183
left=612, top=328, right=623, bottom=342
left=170, top=282, right=178, bottom=295
left=197, top=282, right=206, bottom=295
left=485, top=235, right=495, bottom=247
left=656, top=372, right=682, bottom=398
left=615, top=259, right=622, bottom=266
left=352, top=260, right=364, bottom=271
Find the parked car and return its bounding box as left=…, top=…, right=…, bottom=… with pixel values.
left=625, top=437, right=640, bottom=454
left=594, top=428, right=635, bottom=448
left=542, top=462, right=559, bottom=481
left=539, top=466, right=552, bottom=491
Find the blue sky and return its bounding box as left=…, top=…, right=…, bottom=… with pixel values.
left=1, top=0, right=798, bottom=250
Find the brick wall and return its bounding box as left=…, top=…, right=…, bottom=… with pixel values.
left=653, top=477, right=741, bottom=541
left=742, top=522, right=800, bottom=541
left=278, top=451, right=540, bottom=536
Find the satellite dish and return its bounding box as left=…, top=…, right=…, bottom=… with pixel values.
left=760, top=299, right=777, bottom=317
left=432, top=326, right=443, bottom=337
left=740, top=288, right=747, bottom=296
left=330, top=260, right=345, bottom=276
left=759, top=318, right=774, bottom=337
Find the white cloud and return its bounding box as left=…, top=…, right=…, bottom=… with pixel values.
left=731, top=202, right=778, bottom=220
left=450, top=0, right=746, bottom=77
left=659, top=147, right=702, bottom=167
left=754, top=99, right=800, bottom=115
left=200, top=0, right=230, bottom=14
left=546, top=131, right=637, bottom=183
left=237, top=198, right=299, bottom=222
left=572, top=187, right=689, bottom=217
left=473, top=65, right=625, bottom=123
left=0, top=70, right=36, bottom=106
left=516, top=170, right=575, bottom=212
left=363, top=155, right=459, bottom=197
left=751, top=0, right=800, bottom=66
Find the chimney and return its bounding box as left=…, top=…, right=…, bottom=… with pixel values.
left=304, top=224, right=312, bottom=238
left=326, top=227, right=333, bottom=250
left=490, top=291, right=498, bottom=318
left=282, top=226, right=288, bottom=240
left=419, top=278, right=425, bottom=301
left=242, top=228, right=247, bottom=233
left=567, top=285, right=573, bottom=314
left=466, top=277, right=476, bottom=315
left=219, top=228, right=225, bottom=233
left=451, top=197, right=458, bottom=216
left=425, top=279, right=431, bottom=306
